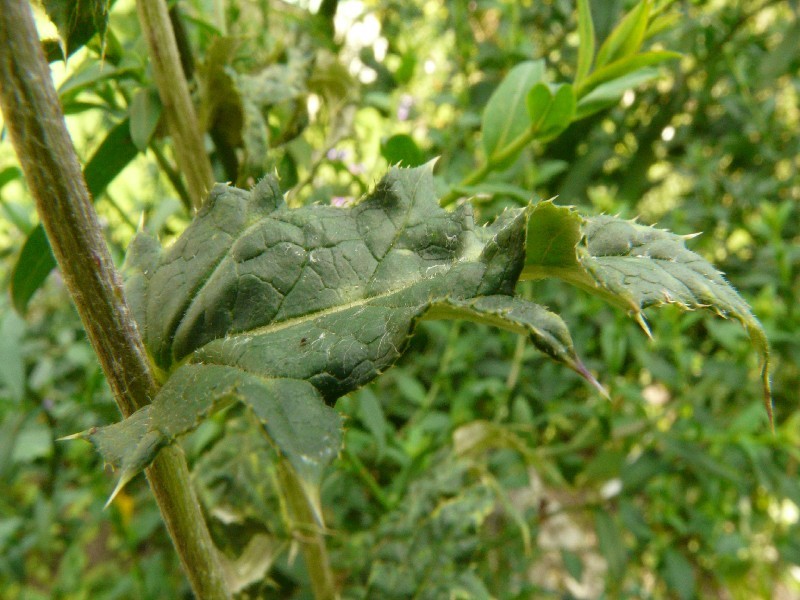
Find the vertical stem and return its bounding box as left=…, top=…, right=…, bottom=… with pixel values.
left=277, top=462, right=338, bottom=600
left=0, top=3, right=230, bottom=598
left=136, top=0, right=214, bottom=210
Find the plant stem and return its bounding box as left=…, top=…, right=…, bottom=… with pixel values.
left=439, top=126, right=537, bottom=207
left=276, top=462, right=338, bottom=600
left=136, top=0, right=214, bottom=210
left=149, top=141, right=194, bottom=212
left=0, top=4, right=230, bottom=599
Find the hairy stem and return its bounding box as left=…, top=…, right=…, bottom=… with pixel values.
left=0, top=3, right=230, bottom=598
left=136, top=0, right=214, bottom=210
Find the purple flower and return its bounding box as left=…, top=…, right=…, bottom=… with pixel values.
left=327, top=148, right=348, bottom=161
left=397, top=94, right=414, bottom=121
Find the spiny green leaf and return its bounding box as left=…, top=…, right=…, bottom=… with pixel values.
left=81, top=165, right=596, bottom=498
left=425, top=295, right=606, bottom=396
left=522, top=201, right=773, bottom=427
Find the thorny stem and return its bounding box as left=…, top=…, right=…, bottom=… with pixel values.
left=0, top=3, right=230, bottom=598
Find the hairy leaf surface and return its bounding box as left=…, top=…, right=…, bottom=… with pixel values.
left=84, top=165, right=595, bottom=496
left=523, top=201, right=772, bottom=425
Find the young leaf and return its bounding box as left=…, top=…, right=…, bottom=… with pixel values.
left=78, top=165, right=597, bottom=496
left=522, top=201, right=773, bottom=426
left=576, top=51, right=681, bottom=98
left=594, top=0, right=651, bottom=69
left=482, top=60, right=545, bottom=168
left=527, top=83, right=576, bottom=140
left=575, top=0, right=596, bottom=86
left=129, top=87, right=163, bottom=151
left=575, top=67, right=660, bottom=119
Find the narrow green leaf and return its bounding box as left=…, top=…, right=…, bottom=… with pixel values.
left=0, top=312, right=26, bottom=403
left=57, top=62, right=137, bottom=98
left=11, top=119, right=141, bottom=313
left=0, top=166, right=22, bottom=189
left=10, top=227, right=56, bottom=314
left=83, top=118, right=141, bottom=195
left=595, top=0, right=651, bottom=69
left=645, top=12, right=680, bottom=40
left=357, top=389, right=389, bottom=455
left=129, top=87, right=163, bottom=151
left=661, top=548, right=696, bottom=600
left=575, top=67, right=659, bottom=119
left=594, top=510, right=627, bottom=580
left=80, top=165, right=597, bottom=495
left=561, top=549, right=584, bottom=581
left=0, top=167, right=31, bottom=234
left=522, top=202, right=773, bottom=426
left=575, top=0, right=595, bottom=86
left=577, top=51, right=681, bottom=98
left=482, top=61, right=545, bottom=168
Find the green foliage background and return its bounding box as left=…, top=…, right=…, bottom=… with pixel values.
left=1, top=0, right=798, bottom=598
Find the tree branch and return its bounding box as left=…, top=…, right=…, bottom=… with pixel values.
left=0, top=3, right=230, bottom=598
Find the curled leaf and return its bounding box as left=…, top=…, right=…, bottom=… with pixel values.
left=82, top=165, right=595, bottom=498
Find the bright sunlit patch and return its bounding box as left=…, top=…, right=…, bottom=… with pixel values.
left=769, top=498, right=800, bottom=525
left=622, top=89, right=636, bottom=107
left=600, top=479, right=622, bottom=499
left=307, top=94, right=321, bottom=119
left=661, top=125, right=675, bottom=142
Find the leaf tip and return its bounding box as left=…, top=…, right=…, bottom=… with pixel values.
left=574, top=359, right=609, bottom=399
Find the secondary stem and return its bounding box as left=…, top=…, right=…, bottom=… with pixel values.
left=0, top=4, right=230, bottom=598
left=136, top=0, right=214, bottom=210
left=439, top=126, right=537, bottom=207
left=277, top=462, right=338, bottom=600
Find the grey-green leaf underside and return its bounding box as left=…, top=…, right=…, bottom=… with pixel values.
left=522, top=201, right=772, bottom=427
left=82, top=165, right=597, bottom=499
